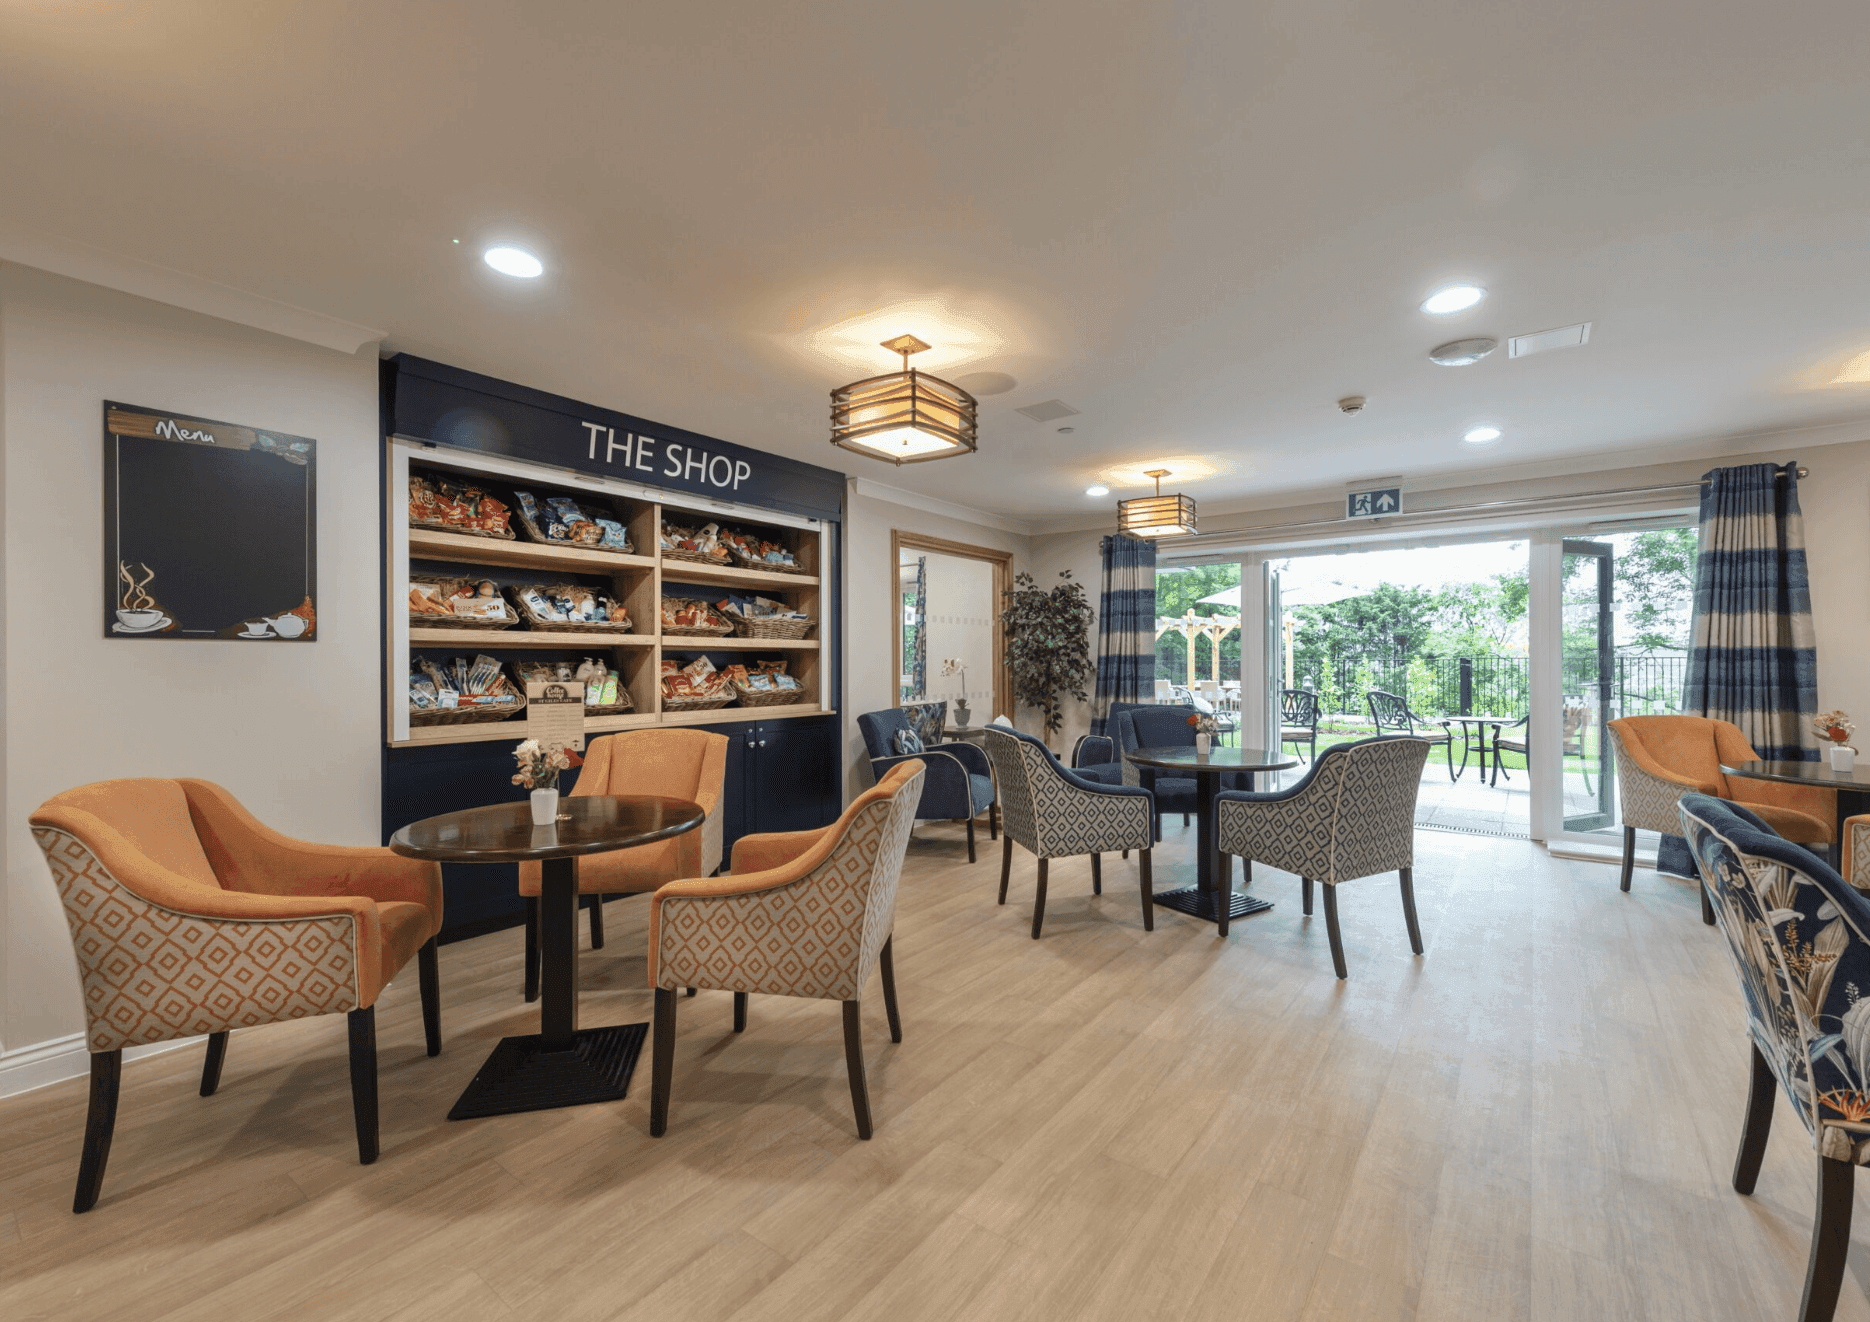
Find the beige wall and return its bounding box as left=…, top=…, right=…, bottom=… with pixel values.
left=0, top=265, right=382, bottom=1092
left=917, top=552, right=997, bottom=713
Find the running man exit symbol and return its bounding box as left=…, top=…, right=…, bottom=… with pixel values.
left=1346, top=487, right=1403, bottom=519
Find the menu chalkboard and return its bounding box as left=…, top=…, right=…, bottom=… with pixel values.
left=102, top=403, right=317, bottom=641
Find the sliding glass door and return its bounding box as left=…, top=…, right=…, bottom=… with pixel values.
left=1560, top=539, right=1617, bottom=831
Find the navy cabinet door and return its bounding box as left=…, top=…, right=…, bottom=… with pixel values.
left=749, top=716, right=841, bottom=836
left=718, top=720, right=754, bottom=858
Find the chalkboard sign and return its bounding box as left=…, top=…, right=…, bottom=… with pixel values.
left=102, top=403, right=317, bottom=641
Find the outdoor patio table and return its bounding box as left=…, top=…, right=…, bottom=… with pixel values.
left=1444, top=715, right=1513, bottom=784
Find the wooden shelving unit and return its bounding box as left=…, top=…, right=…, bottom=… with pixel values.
left=389, top=444, right=831, bottom=746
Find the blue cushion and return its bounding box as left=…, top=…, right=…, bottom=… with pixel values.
left=903, top=701, right=946, bottom=746
left=893, top=727, right=925, bottom=755
left=968, top=773, right=995, bottom=812
left=1074, top=763, right=1125, bottom=785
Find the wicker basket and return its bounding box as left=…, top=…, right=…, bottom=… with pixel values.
left=409, top=691, right=527, bottom=726
left=727, top=545, right=810, bottom=576
left=409, top=580, right=521, bottom=631
left=660, top=599, right=735, bottom=637
left=661, top=692, right=735, bottom=712
left=409, top=513, right=516, bottom=541
left=512, top=504, right=635, bottom=556
left=508, top=585, right=638, bottom=635
left=729, top=613, right=815, bottom=640
left=511, top=663, right=635, bottom=716
left=661, top=545, right=734, bottom=569
left=729, top=681, right=806, bottom=708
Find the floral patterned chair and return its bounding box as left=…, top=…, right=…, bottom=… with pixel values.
left=29, top=778, right=444, bottom=1212
left=516, top=728, right=727, bottom=999
left=856, top=704, right=997, bottom=862
left=1679, top=792, right=1870, bottom=1322
left=1212, top=736, right=1431, bottom=971
left=646, top=759, right=925, bottom=1140
left=982, top=725, right=1156, bottom=939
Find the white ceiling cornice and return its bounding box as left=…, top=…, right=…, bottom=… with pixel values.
left=0, top=227, right=385, bottom=356
left=848, top=476, right=1037, bottom=537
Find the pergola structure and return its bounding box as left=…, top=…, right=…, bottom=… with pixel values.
left=1156, top=609, right=1240, bottom=688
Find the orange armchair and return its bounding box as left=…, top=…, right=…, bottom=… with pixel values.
left=29, top=778, right=443, bottom=1212
left=516, top=729, right=727, bottom=999
left=1607, top=715, right=1833, bottom=896
left=646, top=759, right=926, bottom=1139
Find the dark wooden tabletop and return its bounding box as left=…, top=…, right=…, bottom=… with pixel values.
left=1126, top=746, right=1299, bottom=774
left=1721, top=759, right=1870, bottom=792
left=388, top=795, right=705, bottom=863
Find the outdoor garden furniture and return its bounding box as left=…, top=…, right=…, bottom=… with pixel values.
left=1607, top=715, right=1833, bottom=909
left=857, top=704, right=998, bottom=862
left=1678, top=793, right=1870, bottom=1322
left=1490, top=700, right=1592, bottom=790
left=1213, top=735, right=1431, bottom=972
left=982, top=725, right=1156, bottom=939
left=647, top=760, right=923, bottom=1140
left=1280, top=687, right=1321, bottom=762
left=1367, top=689, right=1461, bottom=781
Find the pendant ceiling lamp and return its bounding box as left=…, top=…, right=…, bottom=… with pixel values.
left=1117, top=469, right=1198, bottom=538
left=830, top=335, right=978, bottom=465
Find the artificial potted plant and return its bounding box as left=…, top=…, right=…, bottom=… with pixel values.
left=941, top=657, right=972, bottom=727
left=999, top=570, right=1095, bottom=746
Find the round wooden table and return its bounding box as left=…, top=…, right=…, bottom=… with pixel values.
left=391, top=795, right=704, bottom=1120
left=1125, top=745, right=1299, bottom=925
left=1720, top=759, right=1870, bottom=850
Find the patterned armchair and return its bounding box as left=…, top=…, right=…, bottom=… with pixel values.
left=516, top=729, right=727, bottom=999
left=856, top=705, right=996, bottom=862
left=1679, top=793, right=1870, bottom=1322
left=982, top=725, right=1156, bottom=939
left=1607, top=716, right=1834, bottom=912
left=29, top=778, right=444, bottom=1212
left=1213, top=736, right=1430, bottom=972
left=646, top=759, right=925, bottom=1139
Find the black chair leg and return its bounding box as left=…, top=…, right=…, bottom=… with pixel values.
left=966, top=815, right=977, bottom=864
left=1801, top=1151, right=1855, bottom=1322
left=200, top=1031, right=228, bottom=1097
left=1321, top=885, right=1348, bottom=979
left=1218, top=855, right=1232, bottom=938
left=989, top=803, right=999, bottom=841
left=588, top=895, right=605, bottom=949
left=1733, top=1042, right=1777, bottom=1195
left=1182, top=813, right=1190, bottom=827
left=1399, top=867, right=1424, bottom=955
left=1031, top=857, right=1049, bottom=940
left=842, top=1000, right=874, bottom=1139
left=998, top=834, right=1013, bottom=905
left=73, top=1050, right=121, bottom=1213
left=523, top=896, right=540, bottom=1003
left=1619, top=825, right=1636, bottom=893
left=347, top=1006, right=379, bottom=1165
left=1701, top=879, right=1717, bottom=927
left=1138, top=849, right=1154, bottom=932
left=1302, top=877, right=1313, bottom=916
left=686, top=987, right=697, bottom=997
left=879, top=934, right=903, bottom=1043
left=649, top=987, right=677, bottom=1137
left=733, top=991, right=748, bottom=1033
left=1090, top=852, right=1102, bottom=895
left=1447, top=738, right=1461, bottom=782
left=418, top=937, right=441, bottom=1057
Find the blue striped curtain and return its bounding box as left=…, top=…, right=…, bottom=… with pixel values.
left=911, top=556, right=928, bottom=698
left=1091, top=534, right=1156, bottom=736
left=1683, top=461, right=1818, bottom=761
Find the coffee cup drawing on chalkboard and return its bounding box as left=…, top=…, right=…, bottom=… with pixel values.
left=112, top=562, right=175, bottom=634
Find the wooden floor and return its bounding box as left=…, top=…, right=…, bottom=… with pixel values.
left=4, top=819, right=1869, bottom=1321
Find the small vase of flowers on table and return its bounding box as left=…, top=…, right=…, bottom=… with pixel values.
left=1187, top=711, right=1219, bottom=756
left=514, top=739, right=582, bottom=824
left=1816, top=710, right=1857, bottom=772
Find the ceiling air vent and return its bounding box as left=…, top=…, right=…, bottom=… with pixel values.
left=1508, top=322, right=1592, bottom=358
left=1014, top=399, right=1080, bottom=423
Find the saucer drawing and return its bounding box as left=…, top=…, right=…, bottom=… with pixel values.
left=236, top=625, right=275, bottom=639
left=112, top=615, right=174, bottom=634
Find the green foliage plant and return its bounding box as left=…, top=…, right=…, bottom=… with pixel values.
left=1001, top=570, right=1095, bottom=742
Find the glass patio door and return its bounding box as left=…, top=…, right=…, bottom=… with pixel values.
left=1560, top=539, right=1617, bottom=831
left=1264, top=567, right=1282, bottom=754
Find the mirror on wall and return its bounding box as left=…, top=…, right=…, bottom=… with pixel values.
left=893, top=532, right=1011, bottom=728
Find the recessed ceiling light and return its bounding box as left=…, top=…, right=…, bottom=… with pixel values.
left=1463, top=425, right=1503, bottom=445
left=1429, top=337, right=1498, bottom=367
left=1421, top=284, right=1486, bottom=315
left=483, top=246, right=544, bottom=278
left=1085, top=484, right=1110, bottom=497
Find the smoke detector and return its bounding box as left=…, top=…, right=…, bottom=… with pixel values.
left=1337, top=395, right=1366, bottom=414
left=1429, top=337, right=1498, bottom=367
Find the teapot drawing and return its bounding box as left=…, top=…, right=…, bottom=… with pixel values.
left=266, top=613, right=309, bottom=638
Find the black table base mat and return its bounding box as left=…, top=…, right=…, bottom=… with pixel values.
left=448, top=1022, right=647, bottom=1120
left=1153, top=887, right=1274, bottom=924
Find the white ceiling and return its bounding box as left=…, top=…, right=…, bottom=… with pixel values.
left=4, top=1, right=1869, bottom=526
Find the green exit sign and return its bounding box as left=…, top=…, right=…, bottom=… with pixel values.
left=1347, top=487, right=1402, bottom=518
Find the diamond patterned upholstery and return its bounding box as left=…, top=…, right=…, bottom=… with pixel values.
left=1849, top=816, right=1870, bottom=891
left=982, top=725, right=1153, bottom=859
left=1214, top=736, right=1429, bottom=885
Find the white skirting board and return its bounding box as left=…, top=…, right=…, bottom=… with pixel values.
left=0, top=1031, right=202, bottom=1100
left=1545, top=840, right=1659, bottom=869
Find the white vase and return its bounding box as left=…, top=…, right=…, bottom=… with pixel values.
left=1195, top=733, right=1212, bottom=756
left=530, top=788, right=560, bottom=825
left=1831, top=746, right=1856, bottom=773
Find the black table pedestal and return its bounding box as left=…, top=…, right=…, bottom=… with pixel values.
left=1148, top=766, right=1278, bottom=927
left=447, top=854, right=648, bottom=1119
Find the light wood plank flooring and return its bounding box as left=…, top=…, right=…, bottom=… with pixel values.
left=3, top=820, right=1868, bottom=1321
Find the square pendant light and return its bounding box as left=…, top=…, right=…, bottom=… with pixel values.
left=1117, top=469, right=1198, bottom=537
left=830, top=335, right=979, bottom=465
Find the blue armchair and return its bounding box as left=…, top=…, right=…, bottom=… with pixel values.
left=1112, top=703, right=1214, bottom=838
left=1213, top=735, right=1430, bottom=968
left=982, top=725, right=1155, bottom=939
left=1679, top=793, right=1870, bottom=1322
left=857, top=706, right=997, bottom=862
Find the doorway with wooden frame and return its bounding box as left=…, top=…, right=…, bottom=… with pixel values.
left=892, top=531, right=1013, bottom=730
